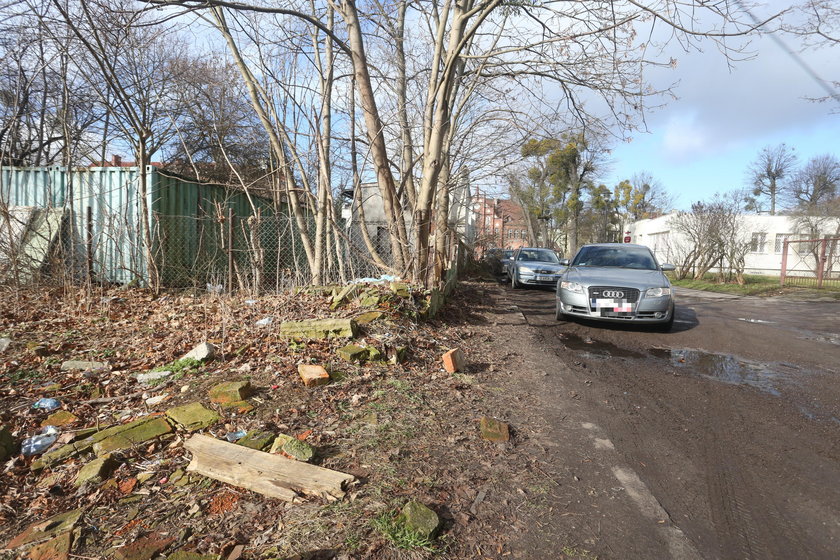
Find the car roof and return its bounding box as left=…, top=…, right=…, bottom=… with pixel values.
left=578, top=243, right=649, bottom=250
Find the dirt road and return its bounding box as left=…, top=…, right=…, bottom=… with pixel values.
left=471, top=282, right=840, bottom=559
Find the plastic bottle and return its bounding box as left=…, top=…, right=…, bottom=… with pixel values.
left=21, top=426, right=60, bottom=456
left=32, top=398, right=61, bottom=412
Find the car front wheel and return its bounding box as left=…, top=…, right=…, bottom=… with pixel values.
left=511, top=271, right=519, bottom=289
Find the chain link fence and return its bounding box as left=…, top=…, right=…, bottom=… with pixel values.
left=153, top=213, right=394, bottom=291
left=0, top=205, right=398, bottom=292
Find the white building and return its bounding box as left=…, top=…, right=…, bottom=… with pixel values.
left=627, top=213, right=840, bottom=277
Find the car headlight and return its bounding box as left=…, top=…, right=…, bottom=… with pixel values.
left=560, top=281, right=584, bottom=294
left=645, top=287, right=671, bottom=297
left=518, top=266, right=533, bottom=274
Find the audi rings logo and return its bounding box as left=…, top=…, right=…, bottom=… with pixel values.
left=602, top=290, right=625, bottom=298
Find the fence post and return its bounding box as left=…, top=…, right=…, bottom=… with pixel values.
left=817, top=238, right=827, bottom=289
left=86, top=206, right=93, bottom=281
left=780, top=239, right=789, bottom=287
left=227, top=207, right=235, bottom=292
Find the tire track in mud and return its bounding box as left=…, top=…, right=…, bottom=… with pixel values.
left=700, top=398, right=812, bottom=560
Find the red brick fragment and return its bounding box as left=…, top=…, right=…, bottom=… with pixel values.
left=298, top=364, right=331, bottom=387
left=442, top=348, right=466, bottom=373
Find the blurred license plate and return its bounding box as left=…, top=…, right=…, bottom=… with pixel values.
left=593, top=299, right=633, bottom=312
left=536, top=275, right=555, bottom=281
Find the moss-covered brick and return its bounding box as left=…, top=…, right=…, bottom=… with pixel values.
left=208, top=381, right=253, bottom=405
left=330, top=284, right=362, bottom=310
left=92, top=417, right=173, bottom=456
left=41, top=410, right=78, bottom=427
left=237, top=430, right=275, bottom=451
left=279, top=318, right=358, bottom=339
left=282, top=438, right=315, bottom=462
left=337, top=344, right=368, bottom=363
left=479, top=416, right=510, bottom=443
left=396, top=500, right=440, bottom=540
left=366, top=346, right=383, bottom=361
left=268, top=434, right=294, bottom=454
left=74, top=455, right=119, bottom=487
left=360, top=294, right=381, bottom=307
left=165, top=402, right=220, bottom=432
left=5, top=508, right=84, bottom=549
left=0, top=425, right=15, bottom=461
left=355, top=311, right=383, bottom=325
left=390, top=282, right=410, bottom=298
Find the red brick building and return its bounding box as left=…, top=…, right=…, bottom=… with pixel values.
left=472, top=194, right=531, bottom=254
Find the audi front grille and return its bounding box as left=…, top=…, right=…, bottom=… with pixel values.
left=587, top=286, right=640, bottom=303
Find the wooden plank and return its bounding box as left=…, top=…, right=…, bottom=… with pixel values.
left=184, top=434, right=356, bottom=502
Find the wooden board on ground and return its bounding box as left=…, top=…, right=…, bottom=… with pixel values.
left=184, top=434, right=356, bottom=502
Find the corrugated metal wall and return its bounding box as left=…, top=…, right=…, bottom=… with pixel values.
left=0, top=165, right=276, bottom=286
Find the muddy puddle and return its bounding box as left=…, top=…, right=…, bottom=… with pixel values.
left=648, top=347, right=790, bottom=396
left=558, top=333, right=645, bottom=359
left=558, top=332, right=799, bottom=396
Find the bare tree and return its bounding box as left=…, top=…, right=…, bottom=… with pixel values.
left=0, top=12, right=100, bottom=166
left=789, top=153, right=840, bottom=208
left=668, top=192, right=751, bottom=282
left=746, top=144, right=798, bottom=215
left=47, top=0, right=191, bottom=290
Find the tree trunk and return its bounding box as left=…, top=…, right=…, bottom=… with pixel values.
left=340, top=0, right=407, bottom=273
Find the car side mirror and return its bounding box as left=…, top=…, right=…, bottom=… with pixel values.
left=660, top=263, right=676, bottom=271
left=559, top=259, right=570, bottom=266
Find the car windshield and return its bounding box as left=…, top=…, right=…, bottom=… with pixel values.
left=517, top=249, right=560, bottom=263
left=571, top=246, right=657, bottom=270
left=503, top=250, right=513, bottom=258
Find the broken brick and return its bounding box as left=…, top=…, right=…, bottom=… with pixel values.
left=166, top=402, right=220, bottom=432
left=442, top=348, right=466, bottom=373
left=208, top=381, right=253, bottom=406
left=479, top=416, right=510, bottom=443
left=298, top=364, right=331, bottom=387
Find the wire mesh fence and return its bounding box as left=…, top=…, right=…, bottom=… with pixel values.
left=780, top=237, right=840, bottom=288
left=0, top=205, right=400, bottom=292
left=153, top=213, right=394, bottom=291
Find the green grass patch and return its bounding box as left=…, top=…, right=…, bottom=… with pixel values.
left=671, top=273, right=840, bottom=298
left=371, top=512, right=438, bottom=552
left=153, top=357, right=202, bottom=373
left=5, top=368, right=43, bottom=383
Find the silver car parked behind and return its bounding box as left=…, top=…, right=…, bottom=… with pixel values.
left=507, top=247, right=566, bottom=289
left=555, top=243, right=676, bottom=331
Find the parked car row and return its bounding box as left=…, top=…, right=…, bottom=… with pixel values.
left=497, top=243, right=676, bottom=331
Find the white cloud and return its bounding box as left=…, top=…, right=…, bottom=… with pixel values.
left=661, top=113, right=711, bottom=160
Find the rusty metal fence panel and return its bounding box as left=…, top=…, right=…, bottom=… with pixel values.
left=780, top=237, right=840, bottom=288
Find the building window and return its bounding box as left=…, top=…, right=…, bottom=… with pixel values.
left=775, top=233, right=793, bottom=253
left=750, top=232, right=767, bottom=253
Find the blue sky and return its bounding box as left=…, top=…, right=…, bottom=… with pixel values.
left=602, top=12, right=839, bottom=211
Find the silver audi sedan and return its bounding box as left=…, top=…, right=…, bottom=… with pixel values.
left=555, top=243, right=676, bottom=331
left=506, top=247, right=566, bottom=289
